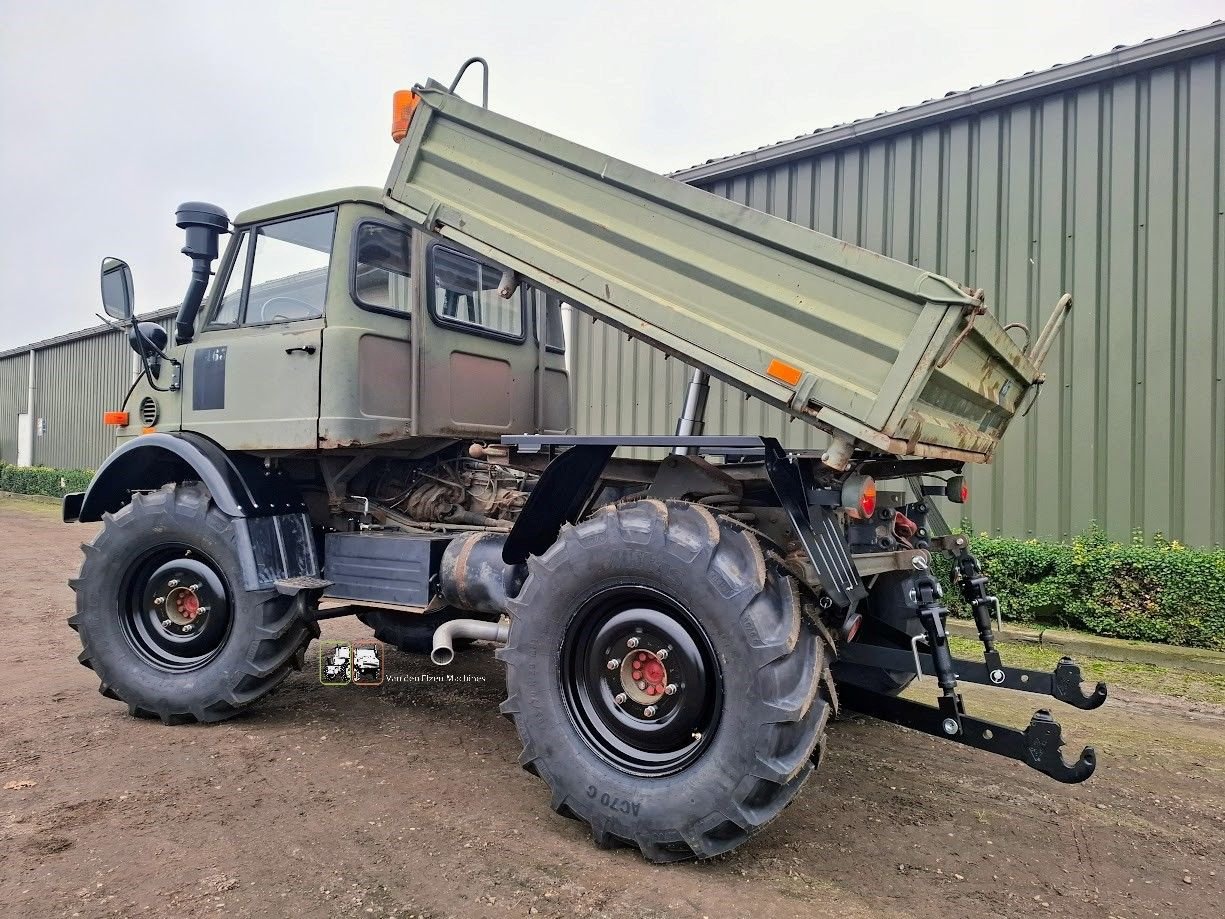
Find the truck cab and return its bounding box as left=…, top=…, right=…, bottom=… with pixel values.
left=113, top=187, right=569, bottom=455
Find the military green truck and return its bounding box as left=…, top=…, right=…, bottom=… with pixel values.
left=66, top=60, right=1103, bottom=862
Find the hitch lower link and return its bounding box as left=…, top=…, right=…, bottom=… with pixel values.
left=839, top=556, right=1103, bottom=784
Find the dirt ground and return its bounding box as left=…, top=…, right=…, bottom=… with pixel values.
left=2, top=498, right=1222, bottom=919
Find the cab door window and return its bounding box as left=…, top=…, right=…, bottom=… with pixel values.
left=240, top=210, right=337, bottom=325
left=430, top=246, right=524, bottom=340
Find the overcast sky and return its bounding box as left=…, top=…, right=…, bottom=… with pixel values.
left=0, top=0, right=1219, bottom=351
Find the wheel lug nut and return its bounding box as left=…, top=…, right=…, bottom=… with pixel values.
left=196, top=606, right=209, bottom=615
left=189, top=583, right=202, bottom=592
left=643, top=705, right=657, bottom=718
left=664, top=683, right=678, bottom=695
left=153, top=596, right=165, bottom=606
left=606, top=658, right=620, bottom=670
left=161, top=619, right=172, bottom=628
left=626, top=637, right=639, bottom=649
left=613, top=692, right=627, bottom=706
left=167, top=579, right=180, bottom=588
left=691, top=732, right=702, bottom=741
left=656, top=649, right=668, bottom=660
left=183, top=623, right=194, bottom=633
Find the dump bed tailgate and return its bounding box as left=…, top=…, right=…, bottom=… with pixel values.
left=383, top=84, right=1056, bottom=463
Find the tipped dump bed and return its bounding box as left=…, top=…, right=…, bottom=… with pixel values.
left=384, top=83, right=1064, bottom=464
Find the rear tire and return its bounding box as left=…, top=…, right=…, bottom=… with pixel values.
left=499, top=499, right=831, bottom=862
left=68, top=484, right=317, bottom=724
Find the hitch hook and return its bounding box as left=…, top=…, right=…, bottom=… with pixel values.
left=1051, top=657, right=1108, bottom=710
left=1025, top=709, right=1097, bottom=783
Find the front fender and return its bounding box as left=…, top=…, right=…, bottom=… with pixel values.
left=65, top=432, right=305, bottom=522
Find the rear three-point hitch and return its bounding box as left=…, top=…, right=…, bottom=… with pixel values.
left=838, top=535, right=1106, bottom=784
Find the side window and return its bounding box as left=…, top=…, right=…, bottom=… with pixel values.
left=430, top=246, right=524, bottom=339
left=354, top=222, right=412, bottom=314
left=244, top=210, right=337, bottom=325
left=540, top=292, right=566, bottom=353
left=209, top=231, right=250, bottom=326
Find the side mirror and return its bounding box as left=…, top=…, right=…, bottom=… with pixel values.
left=100, top=257, right=134, bottom=321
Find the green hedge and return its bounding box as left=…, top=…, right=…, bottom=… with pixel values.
left=0, top=462, right=94, bottom=499
left=932, top=528, right=1225, bottom=651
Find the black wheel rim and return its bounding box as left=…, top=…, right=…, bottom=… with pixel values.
left=561, top=585, right=722, bottom=777
left=118, top=545, right=232, bottom=672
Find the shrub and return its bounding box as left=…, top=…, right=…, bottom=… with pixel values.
left=0, top=463, right=94, bottom=499
left=932, top=527, right=1225, bottom=651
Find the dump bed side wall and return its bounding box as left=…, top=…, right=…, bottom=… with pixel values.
left=384, top=87, right=1033, bottom=461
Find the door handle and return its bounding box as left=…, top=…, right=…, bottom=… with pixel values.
left=285, top=345, right=317, bottom=355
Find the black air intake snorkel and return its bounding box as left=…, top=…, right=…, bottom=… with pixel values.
left=173, top=202, right=229, bottom=344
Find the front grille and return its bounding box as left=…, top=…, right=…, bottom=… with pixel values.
left=139, top=396, right=159, bottom=427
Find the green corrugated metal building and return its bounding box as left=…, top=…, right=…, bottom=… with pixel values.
left=0, top=310, right=175, bottom=471
left=572, top=21, right=1225, bottom=546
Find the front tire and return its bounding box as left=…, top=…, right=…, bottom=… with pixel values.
left=68, top=484, right=318, bottom=724
left=499, top=499, right=831, bottom=862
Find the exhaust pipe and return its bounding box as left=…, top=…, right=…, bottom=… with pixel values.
left=429, top=531, right=521, bottom=664
left=431, top=618, right=509, bottom=666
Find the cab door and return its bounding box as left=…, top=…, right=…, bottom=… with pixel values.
left=181, top=210, right=336, bottom=450
left=414, top=240, right=537, bottom=437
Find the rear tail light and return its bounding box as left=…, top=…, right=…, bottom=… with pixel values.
left=946, top=475, right=969, bottom=503
left=841, top=475, right=877, bottom=519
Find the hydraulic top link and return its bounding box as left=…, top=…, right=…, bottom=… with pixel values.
left=951, top=546, right=1005, bottom=678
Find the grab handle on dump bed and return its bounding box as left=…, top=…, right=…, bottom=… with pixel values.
left=1028, top=293, right=1073, bottom=370
left=448, top=57, right=489, bottom=107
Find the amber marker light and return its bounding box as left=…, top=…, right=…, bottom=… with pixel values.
left=765, top=358, right=803, bottom=387
left=392, top=90, right=420, bottom=143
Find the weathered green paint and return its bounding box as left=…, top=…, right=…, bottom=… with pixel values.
left=233, top=187, right=384, bottom=227
left=382, top=85, right=1055, bottom=463
left=110, top=196, right=567, bottom=453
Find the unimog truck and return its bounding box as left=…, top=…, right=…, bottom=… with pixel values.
left=66, top=60, right=1104, bottom=862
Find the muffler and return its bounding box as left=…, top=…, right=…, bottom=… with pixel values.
left=437, top=531, right=525, bottom=615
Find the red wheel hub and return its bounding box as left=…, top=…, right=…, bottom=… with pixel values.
left=621, top=648, right=670, bottom=702
left=178, top=591, right=200, bottom=619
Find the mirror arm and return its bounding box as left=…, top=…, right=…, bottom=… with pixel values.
left=130, top=324, right=181, bottom=393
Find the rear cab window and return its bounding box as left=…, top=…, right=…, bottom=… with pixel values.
left=353, top=221, right=413, bottom=315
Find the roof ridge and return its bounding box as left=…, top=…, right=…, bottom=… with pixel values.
left=671, top=19, right=1225, bottom=181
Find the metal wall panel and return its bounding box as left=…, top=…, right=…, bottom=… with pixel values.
left=0, top=313, right=175, bottom=472
left=31, top=330, right=132, bottom=470
left=572, top=49, right=1225, bottom=546
left=0, top=352, right=30, bottom=465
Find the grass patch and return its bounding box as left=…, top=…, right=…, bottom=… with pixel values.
left=0, top=494, right=64, bottom=518
left=947, top=635, right=1225, bottom=705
